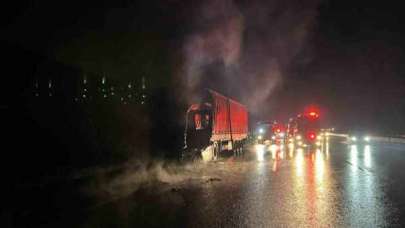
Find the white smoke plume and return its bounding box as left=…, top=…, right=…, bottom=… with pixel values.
left=181, top=0, right=320, bottom=116
left=182, top=0, right=243, bottom=101
left=81, top=160, right=206, bottom=200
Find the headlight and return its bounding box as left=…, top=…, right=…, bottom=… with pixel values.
left=351, top=136, right=357, bottom=141
left=259, top=128, right=264, bottom=134
left=317, top=135, right=322, bottom=140
left=271, top=136, right=276, bottom=140
left=257, top=135, right=263, bottom=140
left=296, top=135, right=302, bottom=140
left=364, top=136, right=370, bottom=142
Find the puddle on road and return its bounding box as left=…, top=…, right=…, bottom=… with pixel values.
left=80, top=143, right=399, bottom=227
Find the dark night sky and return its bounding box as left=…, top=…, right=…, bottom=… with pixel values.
left=3, top=0, right=405, bottom=134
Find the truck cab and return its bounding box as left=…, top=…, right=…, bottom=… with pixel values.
left=183, top=90, right=248, bottom=161
left=184, top=103, right=212, bottom=159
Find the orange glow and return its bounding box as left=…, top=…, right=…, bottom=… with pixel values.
left=295, top=148, right=304, bottom=177
left=272, top=159, right=278, bottom=172
left=304, top=105, right=320, bottom=119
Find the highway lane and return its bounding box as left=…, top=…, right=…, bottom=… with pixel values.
left=177, top=140, right=402, bottom=227
left=7, top=138, right=405, bottom=227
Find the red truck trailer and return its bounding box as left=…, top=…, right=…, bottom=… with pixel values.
left=183, top=89, right=248, bottom=160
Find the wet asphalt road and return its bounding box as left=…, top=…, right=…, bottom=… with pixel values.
left=6, top=137, right=405, bottom=227
left=78, top=137, right=405, bottom=227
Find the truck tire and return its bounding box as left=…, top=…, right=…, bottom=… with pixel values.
left=213, top=142, right=219, bottom=160
left=236, top=142, right=241, bottom=157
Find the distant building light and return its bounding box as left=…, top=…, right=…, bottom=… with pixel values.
left=128, top=94, right=132, bottom=98
left=82, top=94, right=86, bottom=98
left=120, top=97, right=124, bottom=101
left=111, top=92, right=115, bottom=95
left=102, top=76, right=106, bottom=85
left=142, top=76, right=146, bottom=89
left=111, top=87, right=114, bottom=91
left=48, top=80, right=52, bottom=88
left=103, top=94, right=107, bottom=98
left=128, top=83, right=132, bottom=89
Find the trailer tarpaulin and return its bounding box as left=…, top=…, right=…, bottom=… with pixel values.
left=209, top=90, right=248, bottom=142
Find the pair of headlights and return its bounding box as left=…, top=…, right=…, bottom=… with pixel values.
left=350, top=136, right=370, bottom=142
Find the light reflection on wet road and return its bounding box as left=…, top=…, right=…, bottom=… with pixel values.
left=82, top=138, right=405, bottom=227
left=182, top=139, right=398, bottom=227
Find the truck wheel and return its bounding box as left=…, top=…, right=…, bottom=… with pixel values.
left=193, top=149, right=202, bottom=161
left=232, top=142, right=237, bottom=157
left=213, top=142, right=219, bottom=160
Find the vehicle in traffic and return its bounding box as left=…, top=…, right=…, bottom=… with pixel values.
left=347, top=130, right=371, bottom=144
left=271, top=121, right=286, bottom=144
left=183, top=89, right=248, bottom=160
left=255, top=121, right=272, bottom=145
left=255, top=121, right=286, bottom=145
left=288, top=107, right=322, bottom=147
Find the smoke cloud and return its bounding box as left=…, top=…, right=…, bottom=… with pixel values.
left=83, top=160, right=224, bottom=201
left=181, top=0, right=320, bottom=117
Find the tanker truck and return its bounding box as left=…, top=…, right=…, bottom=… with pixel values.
left=183, top=89, right=248, bottom=161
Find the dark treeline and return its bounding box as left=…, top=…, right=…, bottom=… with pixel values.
left=1, top=44, right=184, bottom=187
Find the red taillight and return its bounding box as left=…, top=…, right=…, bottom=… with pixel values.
left=304, top=106, right=320, bottom=119
left=306, top=111, right=319, bottom=119
left=307, top=132, right=316, bottom=141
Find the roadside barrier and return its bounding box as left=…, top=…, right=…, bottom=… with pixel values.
left=328, top=133, right=405, bottom=144
left=370, top=136, right=405, bottom=144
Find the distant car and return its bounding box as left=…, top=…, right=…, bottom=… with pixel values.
left=255, top=122, right=272, bottom=145
left=347, top=131, right=371, bottom=144
left=271, top=122, right=286, bottom=144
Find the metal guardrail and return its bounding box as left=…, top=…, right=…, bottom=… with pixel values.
left=370, top=136, right=405, bottom=144
left=327, top=132, right=405, bottom=144
left=327, top=133, right=348, bottom=138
